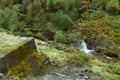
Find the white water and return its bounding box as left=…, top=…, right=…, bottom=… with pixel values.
left=79, top=40, right=95, bottom=54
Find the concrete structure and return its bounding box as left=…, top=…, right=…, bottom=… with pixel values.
left=0, top=32, right=49, bottom=75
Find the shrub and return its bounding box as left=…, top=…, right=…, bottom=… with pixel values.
left=40, top=0, right=47, bottom=9
left=90, top=0, right=109, bottom=10
left=0, top=0, right=13, bottom=8
left=34, top=9, right=47, bottom=23
left=13, top=4, right=24, bottom=13
left=54, top=30, right=66, bottom=43
left=53, top=0, right=64, bottom=10
left=51, top=11, right=73, bottom=31
left=63, top=0, right=76, bottom=11
left=66, top=32, right=81, bottom=44
left=8, top=11, right=25, bottom=32
left=26, top=3, right=33, bottom=16
left=106, top=0, right=119, bottom=15
left=0, top=8, right=12, bottom=28
left=67, top=52, right=90, bottom=66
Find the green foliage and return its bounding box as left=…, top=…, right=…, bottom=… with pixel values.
left=91, top=0, right=109, bottom=10
left=0, top=0, right=119, bottom=56
left=65, top=0, right=75, bottom=10
left=51, top=11, right=73, bottom=31
left=53, top=0, right=64, bottom=10
left=54, top=30, right=66, bottom=43
left=40, top=0, right=47, bottom=9
left=0, top=0, right=14, bottom=8
left=0, top=8, right=26, bottom=32
left=13, top=4, right=24, bottom=13
left=66, top=32, right=81, bottom=43
left=67, top=52, right=90, bottom=66
left=92, top=60, right=120, bottom=80
left=46, top=0, right=51, bottom=10
left=34, top=9, right=47, bottom=23
left=106, top=0, right=120, bottom=15
left=8, top=11, right=25, bottom=32
left=109, top=64, right=120, bottom=75
left=53, top=0, right=76, bottom=11
left=26, top=3, right=33, bottom=16
left=77, top=10, right=120, bottom=56
left=0, top=8, right=12, bottom=28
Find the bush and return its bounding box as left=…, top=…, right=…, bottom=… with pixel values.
left=36, top=0, right=76, bottom=11
left=51, top=11, right=73, bottom=31
left=66, top=32, right=81, bottom=44
left=64, top=0, right=76, bottom=10
left=90, top=0, right=109, bottom=10
left=53, top=0, right=76, bottom=11
left=54, top=30, right=66, bottom=43
left=0, top=0, right=13, bottom=8
left=67, top=52, right=90, bottom=66
left=0, top=8, right=12, bottom=28
left=13, top=4, right=24, bottom=13
left=106, top=0, right=119, bottom=15
left=8, top=11, right=25, bottom=32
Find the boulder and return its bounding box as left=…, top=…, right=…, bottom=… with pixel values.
left=0, top=37, right=36, bottom=73
left=0, top=32, right=49, bottom=78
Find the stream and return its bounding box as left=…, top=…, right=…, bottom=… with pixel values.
left=71, top=39, right=95, bottom=54
left=79, top=40, right=95, bottom=54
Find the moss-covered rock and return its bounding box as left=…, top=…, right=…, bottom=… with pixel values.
left=0, top=32, right=49, bottom=79
left=7, top=52, right=49, bottom=79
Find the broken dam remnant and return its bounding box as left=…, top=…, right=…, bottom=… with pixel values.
left=0, top=32, right=49, bottom=78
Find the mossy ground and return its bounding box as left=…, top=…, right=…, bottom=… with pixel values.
left=91, top=59, right=120, bottom=80
left=35, top=39, right=91, bottom=66
left=35, top=39, right=120, bottom=80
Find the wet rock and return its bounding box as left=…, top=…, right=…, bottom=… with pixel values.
left=103, top=55, right=112, bottom=60
left=81, top=68, right=92, bottom=73
left=0, top=73, right=4, bottom=78
left=84, top=68, right=92, bottom=73
left=105, top=51, right=119, bottom=58
left=42, top=74, right=67, bottom=80
left=79, top=73, right=84, bottom=76
left=84, top=75, right=90, bottom=79
left=75, top=79, right=86, bottom=80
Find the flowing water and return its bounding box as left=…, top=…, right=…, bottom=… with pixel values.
left=71, top=39, right=95, bottom=54
left=79, top=40, right=95, bottom=54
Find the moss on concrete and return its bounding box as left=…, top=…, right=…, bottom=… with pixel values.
left=0, top=32, right=28, bottom=55
left=7, top=52, right=49, bottom=79
left=0, top=32, right=49, bottom=79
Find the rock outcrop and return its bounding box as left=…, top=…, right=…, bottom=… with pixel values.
left=0, top=32, right=49, bottom=79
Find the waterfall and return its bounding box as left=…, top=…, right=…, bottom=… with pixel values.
left=79, top=40, right=95, bottom=54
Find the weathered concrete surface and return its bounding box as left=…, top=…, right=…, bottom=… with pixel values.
left=0, top=32, right=37, bottom=72
left=0, top=32, right=29, bottom=54
left=0, top=32, right=49, bottom=78
left=0, top=37, right=36, bottom=73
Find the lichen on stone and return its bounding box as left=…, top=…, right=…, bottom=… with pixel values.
left=6, top=52, right=49, bottom=79
left=0, top=32, right=49, bottom=79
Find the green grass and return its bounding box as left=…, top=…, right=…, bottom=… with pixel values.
left=91, top=60, right=120, bottom=80
left=35, top=39, right=90, bottom=66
